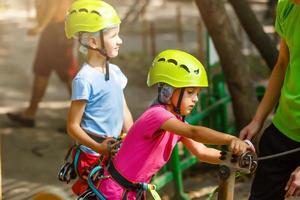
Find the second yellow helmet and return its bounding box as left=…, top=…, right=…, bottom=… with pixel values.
left=147, top=49, right=208, bottom=88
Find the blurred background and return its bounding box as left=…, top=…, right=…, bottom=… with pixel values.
left=0, top=0, right=280, bottom=199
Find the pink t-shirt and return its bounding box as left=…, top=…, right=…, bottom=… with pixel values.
left=98, top=105, right=182, bottom=199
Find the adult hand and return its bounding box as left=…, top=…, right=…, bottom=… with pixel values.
left=285, top=166, right=300, bottom=198
left=239, top=119, right=262, bottom=140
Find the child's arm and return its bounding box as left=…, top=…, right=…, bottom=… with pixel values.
left=161, top=118, right=250, bottom=155
left=67, top=100, right=115, bottom=155
left=181, top=137, right=221, bottom=164
left=122, top=97, right=133, bottom=133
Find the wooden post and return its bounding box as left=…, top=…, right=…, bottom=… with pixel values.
left=218, top=166, right=235, bottom=200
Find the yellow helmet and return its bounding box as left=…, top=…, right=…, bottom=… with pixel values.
left=147, top=49, right=208, bottom=88
left=65, top=0, right=121, bottom=39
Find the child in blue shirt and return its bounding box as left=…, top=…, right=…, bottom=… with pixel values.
left=64, top=0, right=133, bottom=195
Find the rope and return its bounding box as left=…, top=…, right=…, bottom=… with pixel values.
left=256, top=147, right=300, bottom=161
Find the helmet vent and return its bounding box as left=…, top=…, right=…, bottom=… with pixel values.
left=70, top=10, right=76, bottom=15
left=194, top=69, right=199, bottom=74
left=180, top=64, right=190, bottom=73
left=167, top=59, right=178, bottom=65
left=79, top=8, right=89, bottom=13
left=158, top=58, right=165, bottom=62
left=91, top=10, right=101, bottom=16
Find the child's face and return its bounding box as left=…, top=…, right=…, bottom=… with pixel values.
left=103, top=26, right=122, bottom=58
left=171, top=87, right=200, bottom=116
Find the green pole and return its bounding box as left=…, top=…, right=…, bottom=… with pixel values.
left=170, top=145, right=190, bottom=200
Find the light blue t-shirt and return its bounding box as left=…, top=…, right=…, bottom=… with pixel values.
left=71, top=63, right=127, bottom=154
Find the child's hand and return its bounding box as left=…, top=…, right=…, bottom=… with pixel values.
left=99, top=137, right=116, bottom=155
left=110, top=140, right=121, bottom=158
left=243, top=139, right=256, bottom=153
left=229, top=138, right=252, bottom=155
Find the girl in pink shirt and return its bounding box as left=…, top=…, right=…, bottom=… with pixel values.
left=89, top=50, right=253, bottom=200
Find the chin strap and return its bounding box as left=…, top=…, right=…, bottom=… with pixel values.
left=99, top=31, right=110, bottom=81
left=157, top=84, right=164, bottom=104
left=79, top=31, right=110, bottom=81
left=105, top=57, right=110, bottom=81
left=174, top=88, right=185, bottom=114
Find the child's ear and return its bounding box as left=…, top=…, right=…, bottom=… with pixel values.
left=166, top=98, right=172, bottom=105
left=88, top=37, right=99, bottom=49
left=169, top=92, right=177, bottom=105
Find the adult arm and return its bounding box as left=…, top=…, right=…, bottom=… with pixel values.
left=239, top=39, right=289, bottom=140
left=28, top=0, right=60, bottom=35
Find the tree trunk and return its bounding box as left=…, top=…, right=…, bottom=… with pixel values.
left=228, top=0, right=278, bottom=70
left=195, top=0, right=258, bottom=130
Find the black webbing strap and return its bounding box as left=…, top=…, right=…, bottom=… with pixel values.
left=175, top=88, right=185, bottom=114
left=108, top=162, right=145, bottom=200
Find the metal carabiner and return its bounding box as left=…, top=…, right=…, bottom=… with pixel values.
left=58, top=145, right=77, bottom=183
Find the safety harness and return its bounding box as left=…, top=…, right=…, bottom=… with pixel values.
left=108, top=161, right=146, bottom=199
left=80, top=161, right=161, bottom=200
left=59, top=132, right=161, bottom=199
left=58, top=133, right=107, bottom=183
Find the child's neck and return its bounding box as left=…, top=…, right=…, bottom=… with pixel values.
left=166, top=104, right=176, bottom=115
left=87, top=52, right=107, bottom=73
left=165, top=104, right=184, bottom=118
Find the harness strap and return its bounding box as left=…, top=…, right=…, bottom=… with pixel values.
left=108, top=161, right=140, bottom=191
left=87, top=166, right=106, bottom=200
left=136, top=189, right=145, bottom=200
left=108, top=162, right=146, bottom=200
left=73, top=145, right=84, bottom=180
left=73, top=132, right=107, bottom=180
left=122, top=190, right=129, bottom=200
